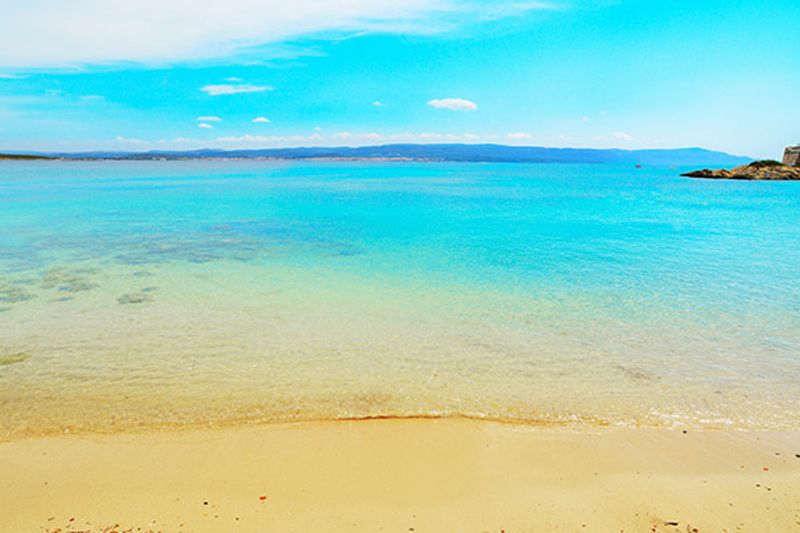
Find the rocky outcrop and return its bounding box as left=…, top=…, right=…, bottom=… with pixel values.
left=682, top=160, right=800, bottom=180
left=784, top=146, right=800, bottom=167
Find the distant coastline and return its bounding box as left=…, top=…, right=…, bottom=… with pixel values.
left=0, top=143, right=752, bottom=167
left=0, top=153, right=55, bottom=161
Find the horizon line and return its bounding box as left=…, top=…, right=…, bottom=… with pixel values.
left=1, top=142, right=755, bottom=158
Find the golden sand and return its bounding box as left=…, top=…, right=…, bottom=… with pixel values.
left=1, top=419, right=799, bottom=532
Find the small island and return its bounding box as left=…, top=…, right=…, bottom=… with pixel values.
left=683, top=145, right=800, bottom=180
left=0, top=153, right=54, bottom=161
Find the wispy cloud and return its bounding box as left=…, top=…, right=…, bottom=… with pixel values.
left=197, top=123, right=214, bottom=129
left=197, top=115, right=222, bottom=122
left=507, top=132, right=532, bottom=140
left=427, top=98, right=478, bottom=111
left=372, top=101, right=386, bottom=107
left=468, top=1, right=555, bottom=21
left=201, top=84, right=271, bottom=96
left=252, top=117, right=270, bottom=123
left=0, top=1, right=554, bottom=68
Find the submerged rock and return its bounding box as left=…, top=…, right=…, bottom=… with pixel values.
left=682, top=160, right=800, bottom=180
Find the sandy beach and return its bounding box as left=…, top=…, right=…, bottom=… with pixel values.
left=2, top=418, right=798, bottom=532
left=3, top=0, right=800, bottom=530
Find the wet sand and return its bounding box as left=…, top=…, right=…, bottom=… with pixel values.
left=1, top=419, right=799, bottom=532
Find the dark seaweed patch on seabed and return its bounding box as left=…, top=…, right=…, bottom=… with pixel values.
left=39, top=267, right=98, bottom=293
left=112, top=233, right=263, bottom=265
left=0, top=284, right=36, bottom=303
left=118, top=292, right=154, bottom=304
left=0, top=245, right=49, bottom=273
left=9, top=277, right=38, bottom=286
left=11, top=221, right=363, bottom=275
left=0, top=352, right=30, bottom=366
left=613, top=364, right=657, bottom=382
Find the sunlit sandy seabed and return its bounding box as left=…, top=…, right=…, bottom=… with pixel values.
left=1, top=160, right=799, bottom=439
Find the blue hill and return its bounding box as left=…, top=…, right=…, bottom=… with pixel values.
left=39, top=144, right=751, bottom=166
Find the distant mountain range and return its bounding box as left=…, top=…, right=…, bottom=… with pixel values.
left=11, top=144, right=752, bottom=166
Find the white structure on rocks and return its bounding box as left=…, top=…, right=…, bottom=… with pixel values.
left=783, top=145, right=800, bottom=167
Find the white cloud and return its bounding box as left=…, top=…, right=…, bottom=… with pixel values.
left=0, top=1, right=554, bottom=68
left=372, top=101, right=386, bottom=107
left=115, top=135, right=147, bottom=145
left=252, top=117, right=270, bottom=123
left=196, top=116, right=222, bottom=122
left=507, top=132, right=532, bottom=140
left=612, top=131, right=634, bottom=141
left=201, top=84, right=271, bottom=96
left=427, top=98, right=478, bottom=111
left=225, top=77, right=243, bottom=82
left=197, top=123, right=214, bottom=129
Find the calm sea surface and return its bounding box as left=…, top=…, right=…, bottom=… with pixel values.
left=1, top=160, right=799, bottom=439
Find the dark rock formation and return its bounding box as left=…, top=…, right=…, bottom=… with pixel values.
left=682, top=160, right=800, bottom=180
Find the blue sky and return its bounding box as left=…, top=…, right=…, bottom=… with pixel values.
left=0, top=0, right=798, bottom=157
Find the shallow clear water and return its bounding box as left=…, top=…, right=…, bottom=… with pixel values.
left=1, top=160, right=799, bottom=438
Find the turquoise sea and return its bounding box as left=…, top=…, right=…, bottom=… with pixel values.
left=1, top=160, right=799, bottom=439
